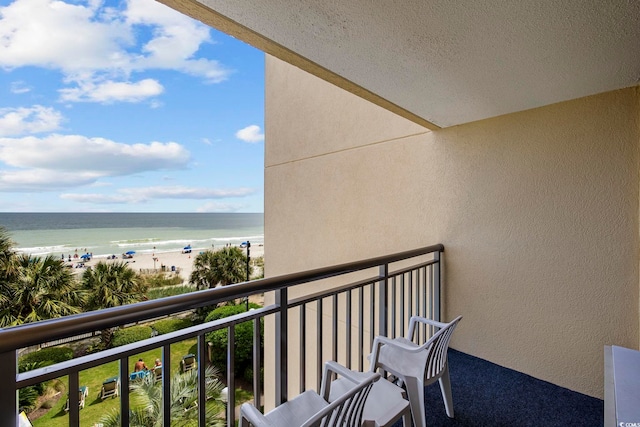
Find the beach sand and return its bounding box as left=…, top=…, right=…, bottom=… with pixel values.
left=77, top=244, right=265, bottom=285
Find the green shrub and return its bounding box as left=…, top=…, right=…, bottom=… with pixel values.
left=147, top=285, right=194, bottom=300
left=112, top=325, right=153, bottom=347
left=153, top=318, right=193, bottom=335
left=18, top=385, right=39, bottom=413
left=19, top=347, right=73, bottom=369
left=205, top=303, right=263, bottom=376
left=138, top=272, right=184, bottom=288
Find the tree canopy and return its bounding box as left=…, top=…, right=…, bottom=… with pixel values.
left=189, top=247, right=248, bottom=290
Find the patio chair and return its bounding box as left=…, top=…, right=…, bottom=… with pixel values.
left=100, top=377, right=119, bottom=400
left=369, top=315, right=462, bottom=427
left=328, top=367, right=412, bottom=427
left=180, top=354, right=196, bottom=373
left=240, top=361, right=379, bottom=427
left=64, top=386, right=88, bottom=412
left=153, top=365, right=163, bottom=382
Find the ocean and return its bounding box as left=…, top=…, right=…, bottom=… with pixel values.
left=0, top=213, right=264, bottom=259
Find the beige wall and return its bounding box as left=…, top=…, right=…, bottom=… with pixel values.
left=264, top=55, right=640, bottom=399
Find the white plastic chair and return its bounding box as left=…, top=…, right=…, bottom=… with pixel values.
left=240, top=361, right=379, bottom=427
left=370, top=315, right=462, bottom=427
left=329, top=367, right=412, bottom=427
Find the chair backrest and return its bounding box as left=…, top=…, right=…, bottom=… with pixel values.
left=423, top=315, right=462, bottom=380
left=154, top=365, right=163, bottom=381
left=103, top=378, right=117, bottom=390
left=302, top=371, right=379, bottom=427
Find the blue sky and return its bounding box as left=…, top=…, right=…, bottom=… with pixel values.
left=0, top=0, right=265, bottom=213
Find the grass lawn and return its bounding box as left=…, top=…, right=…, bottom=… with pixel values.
left=31, top=338, right=197, bottom=427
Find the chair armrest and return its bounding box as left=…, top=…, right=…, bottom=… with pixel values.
left=369, top=335, right=424, bottom=372
left=240, top=402, right=270, bottom=427
left=321, top=361, right=379, bottom=401
left=407, top=316, right=448, bottom=340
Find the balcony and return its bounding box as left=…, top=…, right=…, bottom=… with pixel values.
left=0, top=244, right=602, bottom=426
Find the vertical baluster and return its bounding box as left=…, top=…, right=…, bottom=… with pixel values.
left=379, top=264, right=388, bottom=339
left=120, top=356, right=130, bottom=427
left=422, top=266, right=428, bottom=339
left=0, top=350, right=17, bottom=427
left=275, top=288, right=288, bottom=405
left=227, top=325, right=236, bottom=427
left=391, top=275, right=397, bottom=338
left=68, top=371, right=79, bottom=427
left=370, top=283, right=375, bottom=349
left=416, top=268, right=421, bottom=343
left=408, top=269, right=413, bottom=331
left=434, top=250, right=442, bottom=322
left=332, top=294, right=338, bottom=363
left=317, top=298, right=323, bottom=392
left=198, top=334, right=207, bottom=426
left=346, top=290, right=352, bottom=369
left=300, top=304, right=306, bottom=393
left=400, top=273, right=405, bottom=338
left=358, top=287, right=364, bottom=372
left=253, top=316, right=261, bottom=408
left=162, top=344, right=171, bottom=425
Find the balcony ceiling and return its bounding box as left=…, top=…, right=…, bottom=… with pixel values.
left=162, top=0, right=640, bottom=129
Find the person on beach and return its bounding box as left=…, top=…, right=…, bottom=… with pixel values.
left=134, top=358, right=148, bottom=372
left=154, top=359, right=162, bottom=367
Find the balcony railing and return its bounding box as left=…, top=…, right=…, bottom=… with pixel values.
left=0, top=243, right=443, bottom=427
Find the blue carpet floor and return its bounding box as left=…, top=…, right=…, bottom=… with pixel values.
left=399, top=349, right=603, bottom=426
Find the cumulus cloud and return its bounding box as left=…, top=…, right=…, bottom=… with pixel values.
left=0, top=0, right=232, bottom=103
left=235, top=125, right=264, bottom=143
left=61, top=185, right=256, bottom=204
left=0, top=105, right=64, bottom=136
left=0, top=134, right=190, bottom=190
left=59, top=78, right=164, bottom=103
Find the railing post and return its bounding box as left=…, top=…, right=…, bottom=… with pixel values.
left=379, top=263, right=388, bottom=338
left=434, top=250, right=442, bottom=322
left=0, top=350, right=17, bottom=427
left=275, top=288, right=288, bottom=405
left=227, top=326, right=236, bottom=427
left=162, top=344, right=171, bottom=425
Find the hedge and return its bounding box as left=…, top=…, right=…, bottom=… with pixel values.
left=205, top=303, right=263, bottom=376
left=153, top=318, right=193, bottom=335
left=112, top=325, right=153, bottom=347
left=18, top=346, right=73, bottom=369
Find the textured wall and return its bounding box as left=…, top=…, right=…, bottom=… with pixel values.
left=264, top=56, right=640, bottom=400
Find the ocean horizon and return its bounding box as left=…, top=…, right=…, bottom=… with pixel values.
left=0, top=212, right=264, bottom=259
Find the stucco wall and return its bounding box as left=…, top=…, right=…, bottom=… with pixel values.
left=264, top=56, right=640, bottom=399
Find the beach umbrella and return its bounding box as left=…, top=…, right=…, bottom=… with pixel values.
left=183, top=245, right=191, bottom=250
left=80, top=254, right=91, bottom=259
left=125, top=250, right=136, bottom=255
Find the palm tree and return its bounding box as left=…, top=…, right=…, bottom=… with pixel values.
left=0, top=227, right=17, bottom=319
left=99, top=366, right=226, bottom=427
left=82, top=261, right=147, bottom=348
left=189, top=247, right=248, bottom=290
left=0, top=254, right=85, bottom=327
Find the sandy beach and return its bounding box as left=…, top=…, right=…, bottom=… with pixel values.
left=71, top=244, right=265, bottom=284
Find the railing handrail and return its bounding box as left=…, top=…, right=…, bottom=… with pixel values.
left=0, top=244, right=443, bottom=353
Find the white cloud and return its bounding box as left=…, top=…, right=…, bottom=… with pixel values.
left=59, top=78, right=164, bottom=103
left=61, top=185, right=256, bottom=204
left=235, top=125, right=264, bottom=143
left=0, top=0, right=231, bottom=103
left=10, top=81, right=31, bottom=94
left=0, top=105, right=64, bottom=136
left=196, top=201, right=247, bottom=213
left=0, top=134, right=190, bottom=190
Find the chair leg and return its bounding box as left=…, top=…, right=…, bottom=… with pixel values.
left=401, top=407, right=412, bottom=427
left=438, top=363, right=454, bottom=418
left=403, top=376, right=426, bottom=427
